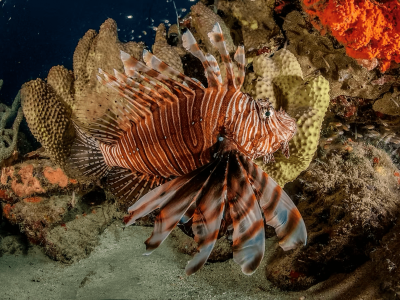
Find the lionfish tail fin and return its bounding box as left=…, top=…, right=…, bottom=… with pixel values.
left=238, top=155, right=307, bottom=250
left=208, top=22, right=236, bottom=89
left=68, top=121, right=111, bottom=180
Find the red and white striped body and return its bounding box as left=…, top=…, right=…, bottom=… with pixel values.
left=99, top=87, right=296, bottom=178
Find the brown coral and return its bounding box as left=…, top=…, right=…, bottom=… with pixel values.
left=21, top=78, right=75, bottom=167
left=152, top=23, right=184, bottom=73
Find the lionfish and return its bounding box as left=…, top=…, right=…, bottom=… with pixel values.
left=69, top=23, right=307, bottom=275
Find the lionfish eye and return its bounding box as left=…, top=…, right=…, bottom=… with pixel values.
left=265, top=110, right=271, bottom=117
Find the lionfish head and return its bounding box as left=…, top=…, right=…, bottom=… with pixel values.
left=256, top=99, right=297, bottom=162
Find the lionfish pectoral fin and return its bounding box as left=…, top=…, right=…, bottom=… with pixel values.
left=238, top=155, right=307, bottom=251
left=185, top=156, right=229, bottom=275
left=67, top=121, right=111, bottom=180
left=227, top=152, right=265, bottom=275
left=107, top=167, right=164, bottom=211
left=125, top=160, right=220, bottom=255
left=263, top=153, right=275, bottom=164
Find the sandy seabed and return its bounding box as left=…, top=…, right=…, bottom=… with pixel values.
left=0, top=222, right=378, bottom=300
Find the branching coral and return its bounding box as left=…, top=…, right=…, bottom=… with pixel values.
left=302, top=0, right=400, bottom=72
left=0, top=82, right=23, bottom=167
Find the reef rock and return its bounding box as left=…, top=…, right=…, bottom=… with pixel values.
left=266, top=141, right=400, bottom=290
left=282, top=11, right=392, bottom=100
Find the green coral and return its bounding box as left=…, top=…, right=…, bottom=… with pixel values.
left=244, top=49, right=330, bottom=186
left=0, top=81, right=23, bottom=166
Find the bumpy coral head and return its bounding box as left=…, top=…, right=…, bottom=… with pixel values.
left=255, top=99, right=297, bottom=162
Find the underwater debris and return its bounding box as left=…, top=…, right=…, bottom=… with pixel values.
left=266, top=141, right=400, bottom=290
left=302, top=0, right=400, bottom=72
left=0, top=81, right=23, bottom=168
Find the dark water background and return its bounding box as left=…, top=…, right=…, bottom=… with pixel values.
left=0, top=0, right=198, bottom=105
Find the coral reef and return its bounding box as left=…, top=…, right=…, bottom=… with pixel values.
left=217, top=0, right=282, bottom=52
left=0, top=160, right=79, bottom=200
left=244, top=49, right=330, bottom=187
left=152, top=23, right=184, bottom=73
left=190, top=2, right=235, bottom=56
left=265, top=141, right=400, bottom=290
left=21, top=78, right=75, bottom=167
left=302, top=0, right=400, bottom=72
left=0, top=158, right=123, bottom=263
left=282, top=11, right=392, bottom=100
left=0, top=82, right=23, bottom=168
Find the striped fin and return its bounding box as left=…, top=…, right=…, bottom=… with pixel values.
left=107, top=167, right=164, bottom=211
left=227, top=152, right=265, bottom=275
left=234, top=46, right=245, bottom=89
left=205, top=54, right=223, bottom=84
left=68, top=122, right=111, bottom=180
left=124, top=162, right=210, bottom=226
left=125, top=161, right=216, bottom=253
left=182, top=29, right=220, bottom=88
left=238, top=154, right=307, bottom=251
left=208, top=23, right=235, bottom=89
left=185, top=157, right=228, bottom=275
left=142, top=49, right=202, bottom=91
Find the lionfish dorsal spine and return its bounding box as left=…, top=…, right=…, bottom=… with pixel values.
left=208, top=23, right=236, bottom=89
left=182, top=28, right=221, bottom=88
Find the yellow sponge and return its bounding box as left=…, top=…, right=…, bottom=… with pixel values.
left=246, top=49, right=330, bottom=186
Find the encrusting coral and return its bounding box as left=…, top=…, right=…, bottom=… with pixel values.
left=302, top=0, right=400, bottom=72
left=0, top=158, right=123, bottom=263
left=244, top=49, right=330, bottom=187
left=0, top=81, right=24, bottom=168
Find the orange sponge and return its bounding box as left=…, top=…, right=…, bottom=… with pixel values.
left=302, top=0, right=400, bottom=72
